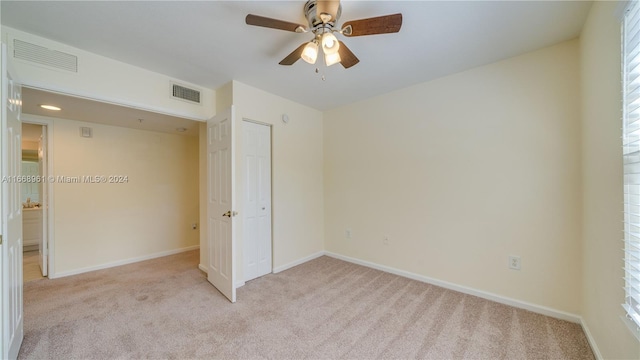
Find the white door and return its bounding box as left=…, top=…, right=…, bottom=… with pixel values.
left=1, top=43, right=24, bottom=360
left=38, top=126, right=47, bottom=277
left=242, top=121, right=272, bottom=282
left=207, top=106, right=236, bottom=303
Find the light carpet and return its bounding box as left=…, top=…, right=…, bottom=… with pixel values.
left=19, top=250, right=594, bottom=359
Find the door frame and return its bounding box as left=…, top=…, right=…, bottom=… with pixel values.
left=241, top=118, right=273, bottom=282
left=21, top=115, right=54, bottom=278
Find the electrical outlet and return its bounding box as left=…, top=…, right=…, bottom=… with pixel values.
left=383, top=236, right=389, bottom=246
left=345, top=228, right=352, bottom=239
left=508, top=255, right=521, bottom=270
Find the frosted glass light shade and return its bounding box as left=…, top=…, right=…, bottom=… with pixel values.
left=324, top=52, right=341, bottom=67
left=301, top=41, right=318, bottom=64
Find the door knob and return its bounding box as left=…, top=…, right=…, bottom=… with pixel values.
left=222, top=211, right=231, bottom=217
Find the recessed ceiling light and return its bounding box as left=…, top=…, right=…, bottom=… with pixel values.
left=176, top=127, right=187, bottom=133
left=40, top=104, right=61, bottom=111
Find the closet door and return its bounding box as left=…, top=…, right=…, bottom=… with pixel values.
left=243, top=120, right=271, bottom=282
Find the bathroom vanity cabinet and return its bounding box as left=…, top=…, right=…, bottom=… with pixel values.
left=23, top=208, right=42, bottom=248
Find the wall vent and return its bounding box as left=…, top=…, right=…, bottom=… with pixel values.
left=13, top=39, right=78, bottom=73
left=172, top=83, right=201, bottom=104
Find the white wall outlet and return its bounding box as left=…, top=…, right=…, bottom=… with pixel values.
left=345, top=228, right=352, bottom=239
left=383, top=236, right=389, bottom=246
left=508, top=255, right=521, bottom=270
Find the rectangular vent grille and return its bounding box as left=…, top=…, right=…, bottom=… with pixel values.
left=13, top=39, right=78, bottom=73
left=172, top=84, right=201, bottom=104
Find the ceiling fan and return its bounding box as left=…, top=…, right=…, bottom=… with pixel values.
left=245, top=0, right=402, bottom=69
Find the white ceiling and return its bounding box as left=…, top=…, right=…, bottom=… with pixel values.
left=1, top=1, right=593, bottom=126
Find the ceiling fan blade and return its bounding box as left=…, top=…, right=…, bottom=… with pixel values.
left=337, top=41, right=359, bottom=69
left=342, top=13, right=402, bottom=37
left=246, top=14, right=308, bottom=33
left=317, top=0, right=340, bottom=23
left=279, top=43, right=308, bottom=66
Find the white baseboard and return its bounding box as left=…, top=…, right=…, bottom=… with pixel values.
left=198, top=264, right=207, bottom=274
left=202, top=251, right=324, bottom=287
left=324, top=251, right=582, bottom=324
left=50, top=245, right=200, bottom=279
left=580, top=317, right=603, bottom=360
left=272, top=250, right=326, bottom=274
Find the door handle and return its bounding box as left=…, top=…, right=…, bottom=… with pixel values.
left=222, top=211, right=231, bottom=217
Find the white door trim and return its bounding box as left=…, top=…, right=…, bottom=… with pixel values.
left=242, top=118, right=272, bottom=127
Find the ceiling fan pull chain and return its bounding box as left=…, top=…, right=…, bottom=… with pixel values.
left=314, top=67, right=326, bottom=81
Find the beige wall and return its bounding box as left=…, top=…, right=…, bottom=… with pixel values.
left=580, top=1, right=640, bottom=358
left=216, top=81, right=233, bottom=113
left=21, top=140, right=38, bottom=151
left=4, top=27, right=215, bottom=121
left=232, top=81, right=324, bottom=277
left=208, top=81, right=324, bottom=281
left=199, top=81, right=325, bottom=282
left=47, top=117, right=199, bottom=275
left=324, top=39, right=582, bottom=314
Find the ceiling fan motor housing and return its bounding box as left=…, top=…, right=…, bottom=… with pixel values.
left=304, top=0, right=342, bottom=28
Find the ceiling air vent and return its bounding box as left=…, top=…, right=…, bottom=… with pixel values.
left=172, top=83, right=201, bottom=104
left=13, top=39, right=78, bottom=73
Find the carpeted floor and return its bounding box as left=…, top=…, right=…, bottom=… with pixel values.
left=19, top=250, right=594, bottom=359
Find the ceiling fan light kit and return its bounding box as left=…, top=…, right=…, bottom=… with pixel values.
left=245, top=0, right=402, bottom=69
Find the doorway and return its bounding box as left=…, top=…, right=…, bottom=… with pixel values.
left=242, top=120, right=272, bottom=282
left=21, top=119, right=52, bottom=282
